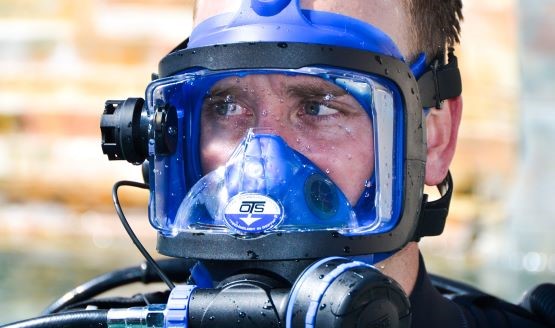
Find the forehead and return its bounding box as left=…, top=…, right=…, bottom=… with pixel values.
left=209, top=74, right=346, bottom=94
left=193, top=0, right=412, bottom=56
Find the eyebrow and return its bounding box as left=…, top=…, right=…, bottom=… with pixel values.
left=207, top=78, right=349, bottom=99
left=207, top=85, right=244, bottom=98
left=286, top=82, right=347, bottom=99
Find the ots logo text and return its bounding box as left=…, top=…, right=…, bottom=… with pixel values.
left=239, top=201, right=266, bottom=214
left=224, top=194, right=282, bottom=232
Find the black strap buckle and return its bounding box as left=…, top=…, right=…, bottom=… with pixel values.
left=413, top=171, right=453, bottom=241
left=418, top=48, right=462, bottom=109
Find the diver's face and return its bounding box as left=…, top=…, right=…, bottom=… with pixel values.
left=200, top=74, right=374, bottom=204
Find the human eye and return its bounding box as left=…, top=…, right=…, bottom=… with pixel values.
left=302, top=101, right=339, bottom=116
left=213, top=101, right=245, bottom=116
left=205, top=95, right=249, bottom=118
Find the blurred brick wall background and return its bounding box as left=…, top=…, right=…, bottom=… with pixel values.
left=0, top=0, right=554, bottom=323
left=0, top=0, right=194, bottom=322
left=0, top=0, right=193, bottom=208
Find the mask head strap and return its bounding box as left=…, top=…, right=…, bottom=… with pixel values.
left=418, top=47, right=462, bottom=109
left=413, top=171, right=454, bottom=241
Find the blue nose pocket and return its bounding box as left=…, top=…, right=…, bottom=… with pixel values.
left=175, top=129, right=357, bottom=235
left=221, top=130, right=354, bottom=233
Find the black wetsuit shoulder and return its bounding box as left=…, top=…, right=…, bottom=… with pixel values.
left=410, top=255, right=550, bottom=328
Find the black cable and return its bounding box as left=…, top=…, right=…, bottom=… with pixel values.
left=112, top=180, right=175, bottom=290
left=1, top=310, right=108, bottom=328
left=42, top=259, right=193, bottom=315
left=60, top=291, right=170, bottom=311
left=42, top=266, right=142, bottom=315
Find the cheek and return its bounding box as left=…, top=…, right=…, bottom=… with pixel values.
left=200, top=138, right=233, bottom=173
left=199, top=122, right=238, bottom=173
left=301, top=123, right=374, bottom=204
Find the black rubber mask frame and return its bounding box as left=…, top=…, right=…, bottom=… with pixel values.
left=155, top=42, right=453, bottom=260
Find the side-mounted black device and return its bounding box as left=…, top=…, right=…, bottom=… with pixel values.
left=100, top=98, right=178, bottom=165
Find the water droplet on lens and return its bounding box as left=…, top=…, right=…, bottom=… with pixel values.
left=239, top=311, right=246, bottom=318
left=320, top=304, right=327, bottom=310
left=318, top=274, right=324, bottom=279
left=261, top=110, right=268, bottom=116
left=343, top=246, right=351, bottom=253
left=209, top=316, right=215, bottom=320
left=325, top=168, right=330, bottom=174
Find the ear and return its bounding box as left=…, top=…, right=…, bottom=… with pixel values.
left=425, top=96, right=463, bottom=186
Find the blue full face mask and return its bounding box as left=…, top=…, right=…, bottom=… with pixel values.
left=101, top=0, right=461, bottom=261
left=147, top=66, right=407, bottom=240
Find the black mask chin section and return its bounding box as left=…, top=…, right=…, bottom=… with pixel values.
left=193, top=258, right=316, bottom=286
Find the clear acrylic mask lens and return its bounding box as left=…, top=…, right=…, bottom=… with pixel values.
left=145, top=68, right=403, bottom=237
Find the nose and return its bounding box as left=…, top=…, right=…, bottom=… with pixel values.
left=251, top=96, right=297, bottom=145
